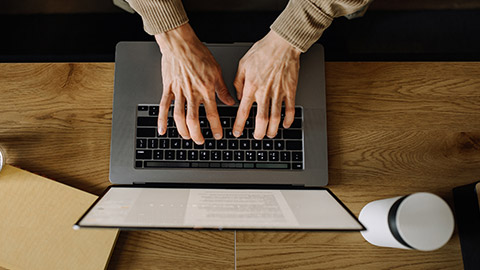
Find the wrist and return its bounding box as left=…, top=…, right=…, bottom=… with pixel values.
left=264, top=30, right=302, bottom=57
left=154, top=23, right=200, bottom=54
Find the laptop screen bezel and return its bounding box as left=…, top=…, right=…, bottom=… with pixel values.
left=74, top=184, right=366, bottom=231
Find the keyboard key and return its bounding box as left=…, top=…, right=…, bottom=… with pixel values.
left=205, top=140, right=216, bottom=149
left=274, top=140, right=284, bottom=150
left=168, top=128, right=179, bottom=138
left=149, top=106, right=159, bottom=116
left=153, top=150, right=163, bottom=160
left=295, top=107, right=302, bottom=118
left=192, top=163, right=199, bottom=168
left=137, top=128, right=156, bottom=137
left=290, top=119, right=302, bottom=128
left=248, top=129, right=255, bottom=139
left=176, top=150, right=187, bottom=160
left=200, top=151, right=210, bottom=160
left=199, top=163, right=209, bottom=168
left=167, top=117, right=174, bottom=127
left=217, top=107, right=237, bottom=116
left=210, top=163, right=220, bottom=168
left=136, top=139, right=146, bottom=148
left=223, top=151, right=233, bottom=160
left=188, top=150, right=198, bottom=160
left=211, top=151, right=221, bottom=160
left=280, top=151, right=291, bottom=161
left=256, top=163, right=290, bottom=169
left=199, top=118, right=208, bottom=127
left=159, top=139, right=169, bottom=149
left=292, top=152, right=303, bottom=161
left=252, top=141, right=262, bottom=150
left=246, top=151, right=256, bottom=161
left=138, top=105, right=148, bottom=111
left=136, top=150, right=152, bottom=159
left=263, top=140, right=273, bottom=150
left=283, top=130, right=302, bottom=139
left=238, top=131, right=247, bottom=138
left=220, top=118, right=230, bottom=127
left=165, top=150, right=175, bottom=160
left=240, top=140, right=250, bottom=149
left=148, top=139, right=158, bottom=148
left=199, top=106, right=206, bottom=116
left=257, top=151, right=267, bottom=161
left=225, top=129, right=235, bottom=138
left=194, top=142, right=204, bottom=149
left=293, top=163, right=303, bottom=170
left=245, top=118, right=253, bottom=128
left=135, top=161, right=143, bottom=168
left=171, top=139, right=181, bottom=149
left=273, top=130, right=282, bottom=139
left=234, top=151, right=244, bottom=161
left=137, top=117, right=156, bottom=126
left=286, top=141, right=303, bottom=150
left=145, top=161, right=190, bottom=168
left=269, top=151, right=279, bottom=161
left=182, top=140, right=193, bottom=149
left=202, top=129, right=213, bottom=138
left=217, top=140, right=227, bottom=149
left=228, top=140, right=239, bottom=149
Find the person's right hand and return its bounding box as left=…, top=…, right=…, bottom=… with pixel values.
left=155, top=23, right=235, bottom=145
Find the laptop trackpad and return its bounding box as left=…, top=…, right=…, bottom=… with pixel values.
left=75, top=186, right=363, bottom=231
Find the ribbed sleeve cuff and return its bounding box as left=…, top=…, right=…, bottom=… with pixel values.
left=271, top=0, right=333, bottom=52
left=127, top=0, right=189, bottom=35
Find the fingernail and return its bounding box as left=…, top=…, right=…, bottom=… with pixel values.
left=158, top=127, right=165, bottom=134
left=214, top=133, right=222, bottom=140
left=233, top=131, right=240, bottom=137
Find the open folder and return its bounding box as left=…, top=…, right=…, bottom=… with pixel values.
left=75, top=185, right=364, bottom=231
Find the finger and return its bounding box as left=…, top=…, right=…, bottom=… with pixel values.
left=233, top=67, right=245, bottom=101
left=233, top=96, right=254, bottom=138
left=204, top=99, right=223, bottom=140
left=186, top=101, right=204, bottom=145
left=158, top=88, right=173, bottom=135
left=283, top=95, right=296, bottom=128
left=173, top=94, right=191, bottom=140
left=254, top=98, right=270, bottom=140
left=266, top=96, right=282, bottom=138
left=216, top=77, right=235, bottom=105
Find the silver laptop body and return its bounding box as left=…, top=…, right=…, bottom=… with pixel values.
left=110, top=42, right=328, bottom=186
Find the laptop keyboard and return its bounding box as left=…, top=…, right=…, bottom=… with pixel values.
left=135, top=104, right=304, bottom=170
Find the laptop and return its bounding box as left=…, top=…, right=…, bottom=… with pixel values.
left=74, top=42, right=364, bottom=231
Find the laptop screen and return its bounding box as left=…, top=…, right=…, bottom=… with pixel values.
left=75, top=186, right=364, bottom=231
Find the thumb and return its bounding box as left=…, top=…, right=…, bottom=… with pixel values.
left=216, top=78, right=235, bottom=105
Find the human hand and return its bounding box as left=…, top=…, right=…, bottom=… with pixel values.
left=155, top=23, right=235, bottom=144
left=232, top=30, right=301, bottom=140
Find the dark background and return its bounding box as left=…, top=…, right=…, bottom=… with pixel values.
left=1, top=0, right=479, bottom=62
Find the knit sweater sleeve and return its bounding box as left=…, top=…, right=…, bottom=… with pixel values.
left=127, top=0, right=189, bottom=35
left=271, top=0, right=370, bottom=52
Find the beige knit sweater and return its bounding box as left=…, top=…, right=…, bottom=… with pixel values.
left=127, top=0, right=370, bottom=52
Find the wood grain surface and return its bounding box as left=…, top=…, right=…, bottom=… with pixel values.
left=0, top=62, right=479, bottom=269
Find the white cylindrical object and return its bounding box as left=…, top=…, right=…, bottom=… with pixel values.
left=359, top=192, right=454, bottom=251
left=0, top=146, right=5, bottom=173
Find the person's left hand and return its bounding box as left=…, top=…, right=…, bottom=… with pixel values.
left=232, top=30, right=301, bottom=140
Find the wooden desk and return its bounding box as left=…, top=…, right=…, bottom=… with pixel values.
left=0, top=62, right=479, bottom=269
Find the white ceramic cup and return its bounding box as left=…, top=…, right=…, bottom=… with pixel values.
left=359, top=192, right=454, bottom=251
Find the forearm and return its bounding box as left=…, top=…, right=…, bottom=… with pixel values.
left=271, top=0, right=371, bottom=52
left=127, top=0, right=189, bottom=34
